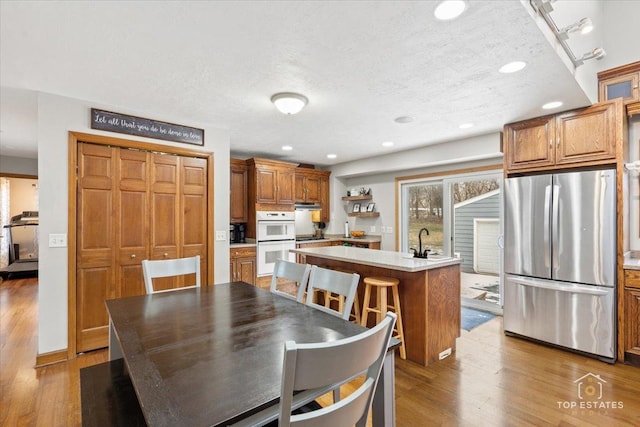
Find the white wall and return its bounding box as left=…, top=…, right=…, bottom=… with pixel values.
left=626, top=116, right=640, bottom=252
left=327, top=133, right=503, bottom=250
left=36, top=92, right=230, bottom=355
left=9, top=177, right=38, bottom=217
left=0, top=155, right=37, bottom=175
left=602, top=1, right=640, bottom=70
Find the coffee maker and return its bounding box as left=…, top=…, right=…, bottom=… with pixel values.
left=230, top=223, right=246, bottom=243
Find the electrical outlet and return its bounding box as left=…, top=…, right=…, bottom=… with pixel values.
left=385, top=226, right=393, bottom=234
left=49, top=233, right=67, bottom=247
left=215, top=231, right=226, bottom=241
left=369, top=226, right=376, bottom=233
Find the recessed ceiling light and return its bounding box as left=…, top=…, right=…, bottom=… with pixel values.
left=394, top=116, right=414, bottom=124
left=459, top=123, right=474, bottom=129
left=434, top=0, right=467, bottom=21
left=281, top=145, right=293, bottom=151
left=326, top=154, right=337, bottom=159
left=542, top=101, right=563, bottom=110
left=499, top=61, right=527, bottom=74
left=382, top=141, right=394, bottom=147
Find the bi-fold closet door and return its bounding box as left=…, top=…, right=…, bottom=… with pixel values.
left=76, top=142, right=208, bottom=352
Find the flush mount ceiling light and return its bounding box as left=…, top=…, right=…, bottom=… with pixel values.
left=558, top=17, right=594, bottom=40
left=434, top=0, right=467, bottom=21
left=281, top=145, right=293, bottom=151
left=542, top=101, right=563, bottom=110
left=326, top=153, right=337, bottom=159
left=271, top=92, right=308, bottom=115
left=458, top=123, right=474, bottom=129
left=499, top=61, right=527, bottom=74
left=382, top=141, right=394, bottom=147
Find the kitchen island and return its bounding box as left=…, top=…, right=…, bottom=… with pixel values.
left=291, top=246, right=462, bottom=366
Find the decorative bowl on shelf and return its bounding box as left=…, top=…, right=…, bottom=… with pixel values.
left=350, top=230, right=365, bottom=238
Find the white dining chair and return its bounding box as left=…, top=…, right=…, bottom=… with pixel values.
left=270, top=259, right=312, bottom=303
left=279, top=312, right=397, bottom=426
left=305, top=265, right=360, bottom=321
left=142, top=255, right=201, bottom=294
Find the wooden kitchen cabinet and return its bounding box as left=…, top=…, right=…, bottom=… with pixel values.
left=598, top=61, right=640, bottom=106
left=504, top=99, right=622, bottom=173
left=623, top=270, right=640, bottom=366
left=230, top=246, right=256, bottom=285
left=296, top=167, right=331, bottom=222
left=503, top=115, right=556, bottom=171
left=247, top=158, right=297, bottom=206
left=230, top=158, right=248, bottom=223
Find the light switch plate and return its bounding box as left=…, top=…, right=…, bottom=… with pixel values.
left=49, top=233, right=67, bottom=247
left=369, top=226, right=376, bottom=233
left=215, top=231, right=226, bottom=241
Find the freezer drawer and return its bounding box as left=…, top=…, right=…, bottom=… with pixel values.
left=503, top=274, right=616, bottom=360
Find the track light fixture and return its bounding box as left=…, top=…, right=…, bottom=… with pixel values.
left=573, top=47, right=606, bottom=66
left=530, top=0, right=604, bottom=68
left=558, top=17, right=593, bottom=40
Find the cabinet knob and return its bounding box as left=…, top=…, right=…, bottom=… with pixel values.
left=131, top=254, right=136, bottom=259
left=163, top=252, right=169, bottom=257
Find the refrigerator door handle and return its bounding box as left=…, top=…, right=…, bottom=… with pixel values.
left=551, top=184, right=560, bottom=270
left=509, top=276, right=609, bottom=296
left=543, top=185, right=551, bottom=267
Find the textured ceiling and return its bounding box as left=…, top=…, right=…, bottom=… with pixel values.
left=0, top=1, right=592, bottom=166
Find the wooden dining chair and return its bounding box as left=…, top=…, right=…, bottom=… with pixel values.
left=305, top=265, right=360, bottom=321
left=141, top=255, right=201, bottom=294
left=279, top=312, right=397, bottom=426
left=270, top=259, right=312, bottom=303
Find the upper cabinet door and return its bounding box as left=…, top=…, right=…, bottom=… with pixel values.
left=504, top=115, right=556, bottom=171
left=555, top=102, right=617, bottom=166
left=230, top=159, right=248, bottom=223
left=276, top=167, right=296, bottom=204
left=255, top=167, right=278, bottom=204
left=598, top=61, right=640, bottom=106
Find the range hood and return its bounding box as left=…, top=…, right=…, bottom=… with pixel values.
left=294, top=203, right=321, bottom=211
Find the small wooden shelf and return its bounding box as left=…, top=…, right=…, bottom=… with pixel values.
left=348, top=212, right=380, bottom=218
left=342, top=195, right=372, bottom=201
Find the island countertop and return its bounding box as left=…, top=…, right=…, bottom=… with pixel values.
left=290, top=246, right=461, bottom=272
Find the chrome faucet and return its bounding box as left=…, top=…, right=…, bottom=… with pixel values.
left=411, top=227, right=431, bottom=258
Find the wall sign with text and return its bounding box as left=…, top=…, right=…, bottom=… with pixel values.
left=90, top=108, right=204, bottom=146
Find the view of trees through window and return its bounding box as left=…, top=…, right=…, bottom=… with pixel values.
left=407, top=183, right=444, bottom=254
left=407, top=179, right=499, bottom=254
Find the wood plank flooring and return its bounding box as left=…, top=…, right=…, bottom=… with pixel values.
left=2, top=277, right=640, bottom=426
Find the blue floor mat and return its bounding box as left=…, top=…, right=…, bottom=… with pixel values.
left=461, top=307, right=496, bottom=331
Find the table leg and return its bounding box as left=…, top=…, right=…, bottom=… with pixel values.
left=372, top=349, right=395, bottom=427
left=108, top=318, right=123, bottom=361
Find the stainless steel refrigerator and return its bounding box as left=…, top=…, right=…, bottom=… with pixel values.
left=503, top=169, right=616, bottom=361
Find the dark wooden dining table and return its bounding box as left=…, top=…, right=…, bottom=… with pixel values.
left=106, top=281, right=397, bottom=426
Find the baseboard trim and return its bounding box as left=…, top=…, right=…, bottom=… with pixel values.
left=36, top=349, right=68, bottom=367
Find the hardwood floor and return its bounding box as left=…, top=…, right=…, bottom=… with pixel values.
left=2, top=277, right=640, bottom=426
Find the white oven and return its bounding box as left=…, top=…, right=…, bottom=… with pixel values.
left=256, top=211, right=296, bottom=276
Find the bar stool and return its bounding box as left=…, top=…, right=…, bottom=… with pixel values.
left=360, top=276, right=406, bottom=359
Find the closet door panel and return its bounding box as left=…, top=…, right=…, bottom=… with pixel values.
left=117, top=149, right=149, bottom=298
left=181, top=157, right=208, bottom=284
left=76, top=143, right=115, bottom=352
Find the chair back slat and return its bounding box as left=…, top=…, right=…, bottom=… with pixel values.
left=305, top=265, right=360, bottom=320
left=142, top=255, right=201, bottom=294
left=270, top=259, right=311, bottom=303
left=279, top=312, right=397, bottom=426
